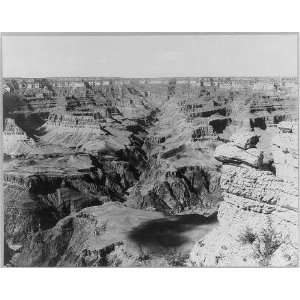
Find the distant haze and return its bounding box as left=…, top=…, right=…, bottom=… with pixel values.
left=1, top=33, right=298, bottom=78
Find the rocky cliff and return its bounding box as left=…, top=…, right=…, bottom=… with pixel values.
left=126, top=96, right=223, bottom=215
left=3, top=84, right=159, bottom=264
left=3, top=118, right=35, bottom=157
left=189, top=123, right=298, bottom=267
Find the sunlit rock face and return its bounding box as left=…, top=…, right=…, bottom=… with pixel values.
left=229, top=131, right=260, bottom=149
left=214, top=143, right=263, bottom=168
left=3, top=118, right=35, bottom=157
left=189, top=124, right=298, bottom=267
left=272, top=121, right=298, bottom=184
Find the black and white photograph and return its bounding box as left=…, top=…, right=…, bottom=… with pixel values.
left=1, top=33, right=298, bottom=268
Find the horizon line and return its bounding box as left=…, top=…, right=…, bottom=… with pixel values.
left=3, top=75, right=298, bottom=79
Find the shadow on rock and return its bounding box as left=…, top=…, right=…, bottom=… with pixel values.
left=128, top=212, right=217, bottom=250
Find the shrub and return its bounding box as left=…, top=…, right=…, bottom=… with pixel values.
left=165, top=251, right=189, bottom=267
left=252, top=220, right=283, bottom=266
left=237, top=227, right=257, bottom=244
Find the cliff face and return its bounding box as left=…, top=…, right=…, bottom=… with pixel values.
left=4, top=155, right=99, bottom=249
left=126, top=96, right=223, bottom=215
left=272, top=121, right=298, bottom=183
left=189, top=123, right=298, bottom=267
left=3, top=118, right=35, bottom=157
left=128, top=161, right=221, bottom=215
left=3, top=84, right=158, bottom=263
left=3, top=147, right=150, bottom=251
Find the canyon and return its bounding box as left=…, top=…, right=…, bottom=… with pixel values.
left=2, top=77, right=298, bottom=267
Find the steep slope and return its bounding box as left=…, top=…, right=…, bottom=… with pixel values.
left=3, top=85, right=159, bottom=264
left=3, top=118, right=35, bottom=157
left=10, top=202, right=217, bottom=267
left=127, top=95, right=223, bottom=215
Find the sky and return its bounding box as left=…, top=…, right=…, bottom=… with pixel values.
left=1, top=33, right=298, bottom=78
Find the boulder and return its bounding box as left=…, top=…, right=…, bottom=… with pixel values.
left=214, top=143, right=263, bottom=168
left=230, top=131, right=259, bottom=149
left=277, top=121, right=294, bottom=133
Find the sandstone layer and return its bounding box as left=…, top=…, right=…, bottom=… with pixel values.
left=189, top=123, right=298, bottom=267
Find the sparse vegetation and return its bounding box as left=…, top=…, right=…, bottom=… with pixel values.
left=238, top=221, right=283, bottom=266
left=164, top=250, right=189, bottom=267
left=252, top=222, right=283, bottom=266
left=215, top=253, right=225, bottom=264
left=237, top=227, right=257, bottom=244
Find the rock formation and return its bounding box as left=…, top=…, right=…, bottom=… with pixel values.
left=9, top=202, right=217, bottom=267
left=189, top=123, right=298, bottom=267
left=3, top=77, right=298, bottom=267
left=272, top=121, right=298, bottom=183
left=3, top=118, right=35, bottom=157
left=126, top=95, right=223, bottom=215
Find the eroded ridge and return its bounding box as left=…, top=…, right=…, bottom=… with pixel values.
left=3, top=77, right=298, bottom=267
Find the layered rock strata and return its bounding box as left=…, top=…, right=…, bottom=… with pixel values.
left=3, top=78, right=298, bottom=267
left=3, top=85, right=158, bottom=264
left=189, top=125, right=298, bottom=267
left=3, top=118, right=35, bottom=157
left=127, top=96, right=223, bottom=215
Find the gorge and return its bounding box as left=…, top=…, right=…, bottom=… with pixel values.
left=3, top=77, right=298, bottom=267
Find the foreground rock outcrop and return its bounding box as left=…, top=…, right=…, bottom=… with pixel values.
left=189, top=124, right=298, bottom=267
left=10, top=202, right=217, bottom=267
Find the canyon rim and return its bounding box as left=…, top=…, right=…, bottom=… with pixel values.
left=1, top=33, right=298, bottom=267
